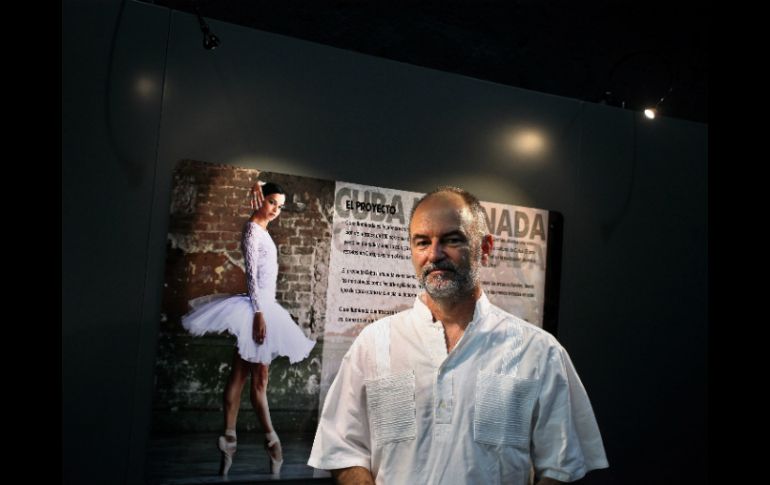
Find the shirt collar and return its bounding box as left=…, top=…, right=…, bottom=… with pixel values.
left=412, top=291, right=492, bottom=326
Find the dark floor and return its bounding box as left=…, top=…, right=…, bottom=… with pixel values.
left=146, top=432, right=332, bottom=485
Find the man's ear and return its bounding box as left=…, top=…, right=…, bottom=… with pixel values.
left=480, top=234, right=494, bottom=266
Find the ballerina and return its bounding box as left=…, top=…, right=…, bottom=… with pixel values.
left=181, top=182, right=316, bottom=476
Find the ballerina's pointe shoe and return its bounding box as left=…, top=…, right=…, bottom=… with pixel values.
left=218, top=433, right=237, bottom=476
left=264, top=431, right=283, bottom=476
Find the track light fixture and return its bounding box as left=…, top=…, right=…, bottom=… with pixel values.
left=196, top=8, right=220, bottom=50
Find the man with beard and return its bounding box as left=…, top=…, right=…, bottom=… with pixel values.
left=308, top=187, right=608, bottom=484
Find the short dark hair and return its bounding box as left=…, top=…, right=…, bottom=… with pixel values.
left=261, top=182, right=285, bottom=198
left=409, top=186, right=489, bottom=238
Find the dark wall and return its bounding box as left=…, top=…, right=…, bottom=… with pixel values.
left=63, top=1, right=169, bottom=483
left=63, top=1, right=707, bottom=484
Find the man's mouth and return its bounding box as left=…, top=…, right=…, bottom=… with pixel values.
left=426, top=267, right=454, bottom=277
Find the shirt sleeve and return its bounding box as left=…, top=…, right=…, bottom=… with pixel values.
left=242, top=225, right=261, bottom=313
left=531, top=344, right=609, bottom=482
left=308, top=332, right=372, bottom=471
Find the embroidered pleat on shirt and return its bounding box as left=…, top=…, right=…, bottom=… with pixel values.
left=365, top=371, right=417, bottom=444
left=474, top=371, right=538, bottom=447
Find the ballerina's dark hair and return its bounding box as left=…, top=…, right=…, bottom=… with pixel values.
left=261, top=182, right=285, bottom=197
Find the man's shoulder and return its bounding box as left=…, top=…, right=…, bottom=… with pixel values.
left=486, top=303, right=560, bottom=346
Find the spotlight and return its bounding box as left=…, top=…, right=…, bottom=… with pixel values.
left=643, top=87, right=673, bottom=120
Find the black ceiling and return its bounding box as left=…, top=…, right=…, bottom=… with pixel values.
left=146, top=0, right=708, bottom=123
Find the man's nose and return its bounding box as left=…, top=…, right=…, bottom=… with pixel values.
left=427, top=241, right=445, bottom=262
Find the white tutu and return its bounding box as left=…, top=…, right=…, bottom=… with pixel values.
left=181, top=292, right=316, bottom=364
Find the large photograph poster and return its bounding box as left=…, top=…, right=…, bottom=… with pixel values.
left=148, top=160, right=550, bottom=482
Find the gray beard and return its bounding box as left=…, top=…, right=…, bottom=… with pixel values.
left=420, top=264, right=479, bottom=301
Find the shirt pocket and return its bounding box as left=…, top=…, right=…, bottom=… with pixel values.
left=474, top=370, right=538, bottom=448
left=365, top=370, right=417, bottom=445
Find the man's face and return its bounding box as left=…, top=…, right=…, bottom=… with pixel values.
left=409, top=194, right=484, bottom=300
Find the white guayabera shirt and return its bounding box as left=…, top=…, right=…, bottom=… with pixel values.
left=308, top=293, right=609, bottom=484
